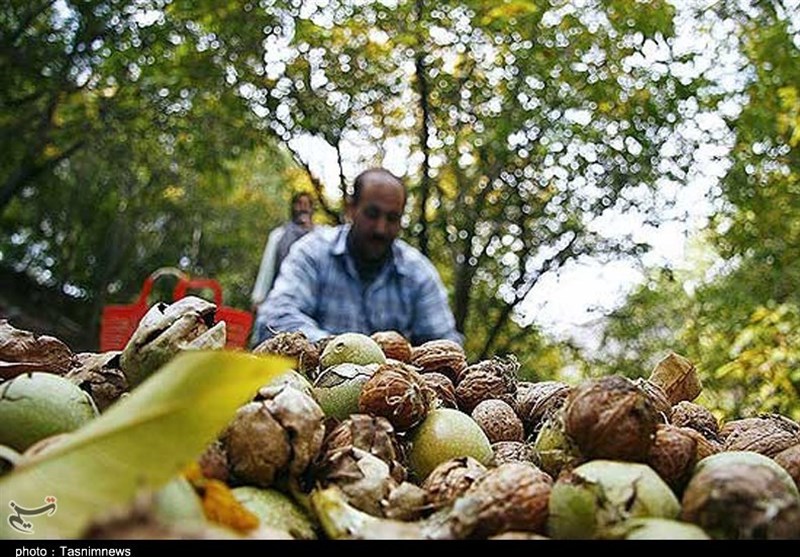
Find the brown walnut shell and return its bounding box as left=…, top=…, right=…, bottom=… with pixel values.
left=444, top=462, right=552, bottom=539
left=197, top=440, right=230, bottom=483
left=646, top=424, right=698, bottom=492
left=358, top=362, right=430, bottom=431
left=471, top=399, right=524, bottom=443
left=671, top=401, right=720, bottom=439
left=455, top=357, right=519, bottom=413
left=491, top=441, right=536, bottom=467
left=648, top=352, right=702, bottom=405
left=422, top=457, right=488, bottom=509
left=515, top=381, right=571, bottom=435
left=773, top=444, right=800, bottom=491
left=634, top=378, right=672, bottom=421
left=564, top=375, right=659, bottom=462
left=420, top=372, right=457, bottom=409
left=371, top=331, right=412, bottom=363
left=410, top=340, right=467, bottom=383
left=254, top=331, right=320, bottom=378
left=720, top=414, right=800, bottom=458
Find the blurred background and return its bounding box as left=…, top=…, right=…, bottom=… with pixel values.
left=1, top=0, right=798, bottom=419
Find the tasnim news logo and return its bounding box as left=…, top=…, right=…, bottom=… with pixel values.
left=7, top=497, right=57, bottom=535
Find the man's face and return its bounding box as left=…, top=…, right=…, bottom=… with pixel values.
left=349, top=175, right=405, bottom=262
left=292, top=195, right=313, bottom=226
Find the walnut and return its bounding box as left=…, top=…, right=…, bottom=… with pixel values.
left=681, top=452, right=800, bottom=539
left=455, top=357, right=518, bottom=413
left=254, top=331, right=320, bottom=379
left=421, top=457, right=487, bottom=509
left=471, top=400, right=524, bottom=443
left=671, top=401, right=720, bottom=440
left=773, top=444, right=800, bottom=491
left=358, top=362, right=430, bottom=431
left=647, top=424, right=698, bottom=492
left=515, top=381, right=571, bottom=435
left=564, top=375, right=659, bottom=462
left=720, top=414, right=800, bottom=458
left=317, top=414, right=404, bottom=480
left=410, top=340, right=467, bottom=383
left=371, top=331, right=412, bottom=363
left=222, top=385, right=325, bottom=487
left=198, top=440, right=230, bottom=483
left=634, top=378, right=672, bottom=422
left=491, top=441, right=536, bottom=467
left=420, top=372, right=457, bottom=409
left=648, top=352, right=702, bottom=405
left=442, top=463, right=552, bottom=539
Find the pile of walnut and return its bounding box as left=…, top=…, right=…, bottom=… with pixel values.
left=1, top=308, right=799, bottom=540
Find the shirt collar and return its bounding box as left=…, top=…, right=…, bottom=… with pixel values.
left=331, top=224, right=412, bottom=276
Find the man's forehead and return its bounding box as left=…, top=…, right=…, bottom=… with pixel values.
left=359, top=174, right=405, bottom=203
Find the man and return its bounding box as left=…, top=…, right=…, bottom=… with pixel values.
left=260, top=168, right=461, bottom=345
left=251, top=192, right=315, bottom=345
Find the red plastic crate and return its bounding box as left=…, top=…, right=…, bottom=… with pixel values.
left=99, top=268, right=252, bottom=351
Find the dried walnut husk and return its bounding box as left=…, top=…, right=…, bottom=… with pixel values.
left=222, top=385, right=324, bottom=487
left=0, top=320, right=74, bottom=379
left=422, top=457, right=488, bottom=510
left=358, top=362, right=431, bottom=431
left=720, top=414, right=800, bottom=458
left=455, top=357, right=519, bottom=413
left=420, top=372, right=457, bottom=409
left=442, top=462, right=552, bottom=539
left=564, top=375, right=659, bottom=462
left=410, top=340, right=466, bottom=383
left=317, top=414, right=405, bottom=479
left=371, top=331, right=412, bottom=363
left=515, top=381, right=571, bottom=435
left=471, top=399, right=524, bottom=443
left=254, top=331, right=320, bottom=378
left=648, top=352, right=702, bottom=405
left=66, top=351, right=128, bottom=412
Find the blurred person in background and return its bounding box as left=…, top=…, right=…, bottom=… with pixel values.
left=251, top=192, right=315, bottom=345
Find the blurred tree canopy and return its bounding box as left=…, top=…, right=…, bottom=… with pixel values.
left=1, top=0, right=798, bottom=421
left=594, top=0, right=800, bottom=419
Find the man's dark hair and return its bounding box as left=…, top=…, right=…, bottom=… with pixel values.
left=351, top=168, right=407, bottom=205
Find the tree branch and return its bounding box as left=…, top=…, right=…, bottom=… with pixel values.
left=413, top=0, right=431, bottom=256
left=285, top=141, right=342, bottom=224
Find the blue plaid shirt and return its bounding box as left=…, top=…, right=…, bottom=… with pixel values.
left=258, top=224, right=461, bottom=345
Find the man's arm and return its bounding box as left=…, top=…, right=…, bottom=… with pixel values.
left=251, top=227, right=284, bottom=309
left=410, top=259, right=463, bottom=345
left=262, top=239, right=331, bottom=342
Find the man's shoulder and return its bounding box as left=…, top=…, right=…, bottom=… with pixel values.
left=289, top=224, right=341, bottom=256
left=393, top=238, right=439, bottom=279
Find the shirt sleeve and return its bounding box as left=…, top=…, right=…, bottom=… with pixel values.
left=262, top=238, right=331, bottom=342
left=251, top=227, right=284, bottom=307
left=410, top=258, right=463, bottom=346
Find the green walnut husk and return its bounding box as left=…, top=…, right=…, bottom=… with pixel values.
left=231, top=486, right=317, bottom=539
left=547, top=460, right=680, bottom=539
left=604, top=518, right=710, bottom=540
left=681, top=451, right=800, bottom=539
left=319, top=333, right=386, bottom=371
left=313, top=363, right=377, bottom=420
left=0, top=372, right=98, bottom=451
left=532, top=415, right=581, bottom=477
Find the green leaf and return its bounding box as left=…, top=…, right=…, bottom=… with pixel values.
left=0, top=351, right=290, bottom=539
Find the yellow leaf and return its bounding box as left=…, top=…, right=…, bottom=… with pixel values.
left=0, top=351, right=290, bottom=539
